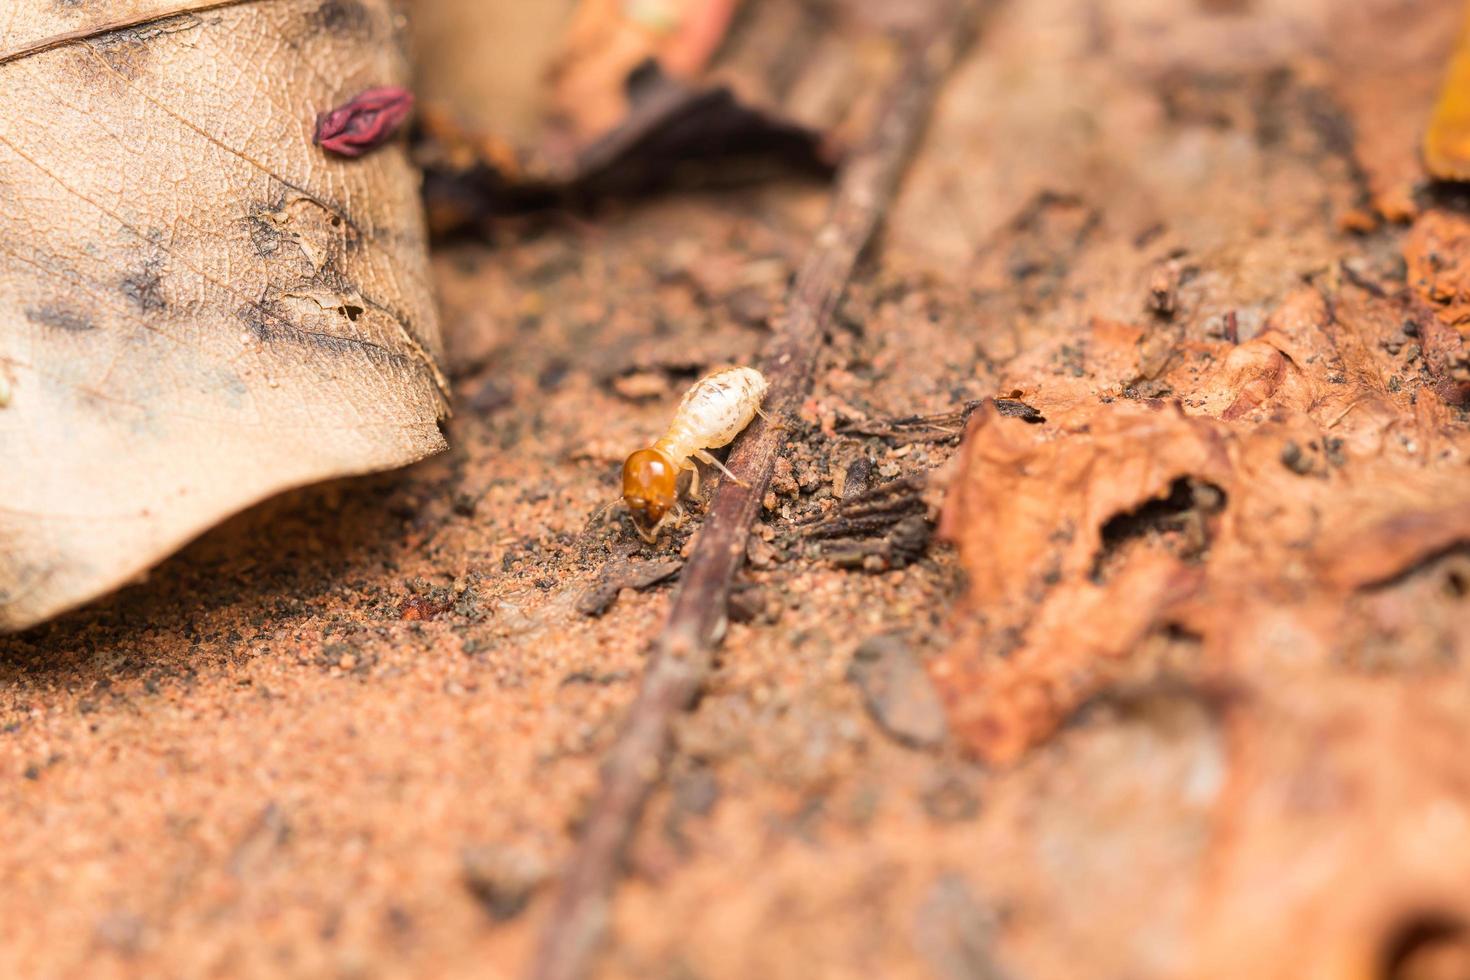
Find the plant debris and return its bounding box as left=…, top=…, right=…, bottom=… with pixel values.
left=837, top=402, right=981, bottom=443
left=575, top=557, right=683, bottom=616
left=416, top=60, right=834, bottom=236
left=801, top=476, right=934, bottom=571
left=405, top=0, right=907, bottom=236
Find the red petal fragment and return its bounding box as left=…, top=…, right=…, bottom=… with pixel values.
left=314, top=87, right=415, bottom=159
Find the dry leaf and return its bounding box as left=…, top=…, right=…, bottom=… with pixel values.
left=934, top=282, right=1470, bottom=764
left=0, top=0, right=448, bottom=631
left=1192, top=672, right=1470, bottom=980
left=894, top=5, right=1470, bottom=970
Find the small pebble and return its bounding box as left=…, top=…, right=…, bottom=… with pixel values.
left=461, top=844, right=548, bottom=922
left=747, top=537, right=778, bottom=569
left=841, top=457, right=873, bottom=500
left=848, top=634, right=947, bottom=748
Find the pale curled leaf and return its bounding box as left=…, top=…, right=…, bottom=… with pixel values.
left=0, top=0, right=448, bottom=631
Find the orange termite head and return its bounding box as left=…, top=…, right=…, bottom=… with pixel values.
left=622, top=448, right=678, bottom=542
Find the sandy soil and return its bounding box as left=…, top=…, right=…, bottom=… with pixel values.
left=5, top=0, right=1470, bottom=978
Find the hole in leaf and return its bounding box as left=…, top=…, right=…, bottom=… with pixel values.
left=1381, top=914, right=1470, bottom=980
left=1090, top=477, right=1227, bottom=582
left=1447, top=569, right=1467, bottom=599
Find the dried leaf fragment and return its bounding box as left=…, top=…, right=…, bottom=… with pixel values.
left=935, top=280, right=1470, bottom=763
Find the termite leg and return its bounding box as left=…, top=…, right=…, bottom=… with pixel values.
left=582, top=499, right=621, bottom=535
left=685, top=462, right=702, bottom=500
left=755, top=407, right=787, bottom=430
left=694, top=449, right=749, bottom=487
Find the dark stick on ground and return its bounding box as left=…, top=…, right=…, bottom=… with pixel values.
left=528, top=6, right=977, bottom=979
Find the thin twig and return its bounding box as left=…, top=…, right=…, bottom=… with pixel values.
left=528, top=6, right=976, bottom=978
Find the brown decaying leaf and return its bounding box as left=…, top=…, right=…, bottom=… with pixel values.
left=0, top=0, right=447, bottom=631
left=887, top=2, right=1470, bottom=972
left=935, top=284, right=1470, bottom=765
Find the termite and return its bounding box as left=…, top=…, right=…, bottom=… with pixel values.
left=621, top=366, right=770, bottom=542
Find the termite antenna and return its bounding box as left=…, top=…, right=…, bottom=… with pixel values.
left=582, top=499, right=622, bottom=536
